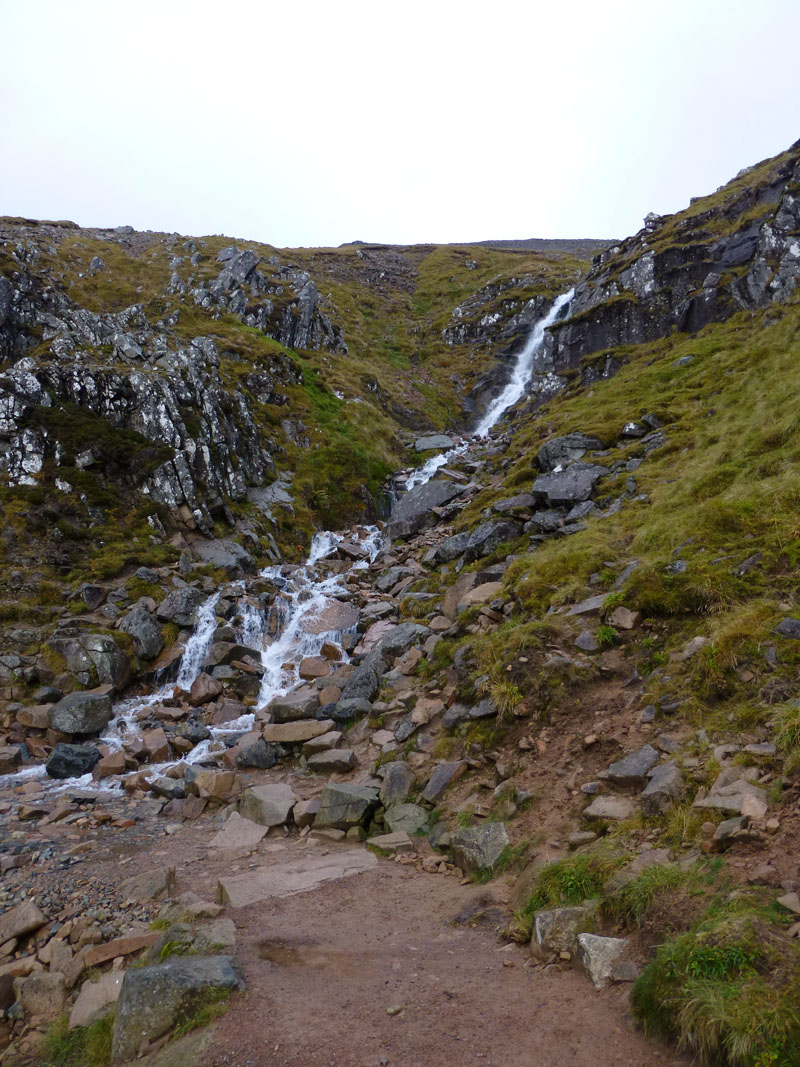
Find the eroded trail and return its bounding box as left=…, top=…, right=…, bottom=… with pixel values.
left=183, top=843, right=688, bottom=1067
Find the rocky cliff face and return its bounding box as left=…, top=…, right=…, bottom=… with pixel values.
left=525, top=139, right=800, bottom=402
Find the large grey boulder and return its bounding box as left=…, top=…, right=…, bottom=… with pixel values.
left=49, top=691, right=112, bottom=735
left=385, top=479, right=463, bottom=539
left=433, top=531, right=471, bottom=564
left=576, top=933, right=627, bottom=989
left=415, top=434, right=454, bottom=452
left=46, top=743, right=101, bottom=779
left=238, top=784, right=298, bottom=827
left=375, top=566, right=415, bottom=593
left=641, top=763, right=684, bottom=815
left=531, top=462, right=607, bottom=505
left=156, top=587, right=204, bottom=627
left=379, top=761, right=415, bottom=806
left=537, top=433, right=602, bottom=472
left=339, top=665, right=379, bottom=703
left=532, top=903, right=599, bottom=958
left=449, top=822, right=509, bottom=873
left=190, top=538, right=256, bottom=578
left=603, top=744, right=660, bottom=788
left=81, top=633, right=131, bottom=688
left=118, top=606, right=164, bottom=660
left=112, top=956, right=245, bottom=1061
left=463, top=520, right=521, bottom=563
left=384, top=803, right=429, bottom=835
left=372, top=622, right=429, bottom=657
left=421, top=760, right=467, bottom=803
left=267, top=688, right=318, bottom=722
left=314, top=783, right=379, bottom=830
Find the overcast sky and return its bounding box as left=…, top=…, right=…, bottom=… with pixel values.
left=2, top=0, right=798, bottom=248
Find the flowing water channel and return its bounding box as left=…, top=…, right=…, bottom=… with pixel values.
left=8, top=290, right=574, bottom=794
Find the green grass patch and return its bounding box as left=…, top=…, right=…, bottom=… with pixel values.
left=42, top=1012, right=114, bottom=1067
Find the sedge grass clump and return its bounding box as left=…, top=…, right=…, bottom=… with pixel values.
left=514, top=846, right=627, bottom=938
left=43, top=1012, right=114, bottom=1067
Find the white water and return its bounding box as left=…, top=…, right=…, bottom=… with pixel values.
left=4, top=295, right=573, bottom=796
left=473, top=288, right=574, bottom=437
left=400, top=290, right=573, bottom=494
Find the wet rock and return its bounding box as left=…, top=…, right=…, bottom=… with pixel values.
left=46, top=742, right=101, bottom=779
left=0, top=745, right=22, bottom=774
left=384, top=803, right=429, bottom=835
left=49, top=690, right=113, bottom=735
left=449, top=822, right=509, bottom=873
left=576, top=933, right=627, bottom=989
left=268, top=688, right=319, bottom=722
left=112, top=956, right=245, bottom=1061
left=189, top=672, right=223, bottom=706
left=238, top=783, right=298, bottom=827
left=314, top=783, right=379, bottom=830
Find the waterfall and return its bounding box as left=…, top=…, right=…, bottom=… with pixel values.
left=473, top=288, right=574, bottom=437
left=175, top=592, right=221, bottom=691
left=402, top=289, right=574, bottom=493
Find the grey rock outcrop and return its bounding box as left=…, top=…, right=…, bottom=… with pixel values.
left=49, top=691, right=113, bottom=735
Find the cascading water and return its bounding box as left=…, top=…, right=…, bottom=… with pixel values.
left=402, top=289, right=574, bottom=492
left=6, top=293, right=573, bottom=794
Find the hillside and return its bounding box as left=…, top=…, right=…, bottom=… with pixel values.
left=1, top=138, right=800, bottom=1066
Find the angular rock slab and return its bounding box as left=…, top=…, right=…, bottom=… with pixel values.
left=449, top=822, right=509, bottom=873
left=583, top=795, right=636, bottom=822
left=576, top=933, right=627, bottom=989
left=112, top=955, right=245, bottom=1061
left=208, top=811, right=268, bottom=850
left=49, top=691, right=112, bottom=735
left=238, top=784, right=298, bottom=827
left=384, top=802, right=429, bottom=835
left=69, top=970, right=124, bottom=1029
left=314, top=783, right=379, bottom=830
left=603, top=744, right=660, bottom=788
left=532, top=903, right=599, bottom=958
left=217, top=849, right=378, bottom=908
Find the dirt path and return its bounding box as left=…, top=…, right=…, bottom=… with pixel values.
left=177, top=846, right=689, bottom=1067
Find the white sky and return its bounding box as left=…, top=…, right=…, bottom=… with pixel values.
left=1, top=0, right=798, bottom=248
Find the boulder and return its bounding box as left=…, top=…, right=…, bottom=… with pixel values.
left=640, top=763, right=684, bottom=815
left=537, top=433, right=602, bottom=472
left=0, top=745, right=22, bottom=774
left=532, top=903, right=599, bottom=958
left=603, top=744, right=660, bottom=788
left=306, top=749, right=357, bottom=773
left=379, top=761, right=416, bottom=806
left=299, top=656, right=331, bottom=680
left=112, top=956, right=245, bottom=1061
left=385, top=478, right=463, bottom=539
left=463, top=520, right=521, bottom=563
left=189, top=672, right=223, bottom=706
left=314, top=783, right=379, bottom=830
left=339, top=665, right=379, bottom=703
left=49, top=691, right=112, bottom=735
left=583, top=795, right=636, bottom=821
left=493, top=493, right=536, bottom=514
left=118, top=607, right=164, bottom=660
left=208, top=812, right=268, bottom=850
left=449, top=822, right=509, bottom=873
left=415, top=434, right=454, bottom=452
left=238, top=783, right=298, bottom=827
left=531, top=461, right=607, bottom=505
left=433, top=531, right=471, bottom=564
left=575, top=933, right=627, bottom=989
left=119, top=866, right=176, bottom=903
left=384, top=803, right=429, bottom=835
left=46, top=743, right=101, bottom=779
left=268, top=688, right=319, bottom=722
left=190, top=538, right=256, bottom=577
left=155, top=587, right=203, bottom=627
left=69, top=970, right=124, bottom=1030
left=262, top=719, right=334, bottom=744
left=0, top=901, right=46, bottom=944
left=13, top=971, right=66, bottom=1021
left=372, top=622, right=429, bottom=657
left=421, top=760, right=467, bottom=803
left=81, top=634, right=131, bottom=688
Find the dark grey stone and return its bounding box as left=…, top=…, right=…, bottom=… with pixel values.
left=314, top=783, right=379, bottom=829
left=464, top=520, right=521, bottom=563
left=449, top=822, right=509, bottom=873
left=531, top=461, right=607, bottom=505
left=775, top=618, right=800, bottom=640
left=49, top=691, right=113, bottom=735
left=537, top=433, right=602, bottom=472
left=433, top=532, right=471, bottom=564
left=379, top=761, right=415, bottom=806
left=156, top=587, right=204, bottom=627
left=640, top=762, right=683, bottom=815
left=118, top=607, right=164, bottom=660
left=385, top=479, right=463, bottom=539
left=603, top=744, right=660, bottom=788
left=112, top=956, right=245, bottom=1061
left=46, top=743, right=101, bottom=779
